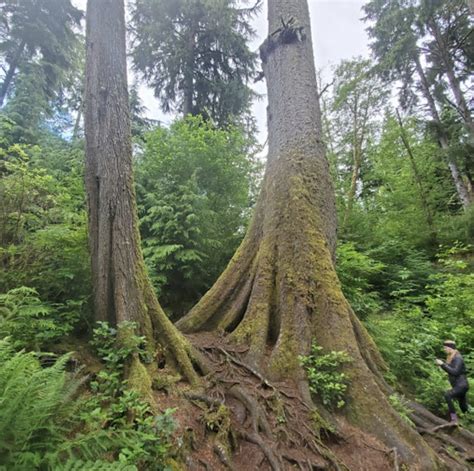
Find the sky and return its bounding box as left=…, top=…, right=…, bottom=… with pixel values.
left=73, top=0, right=370, bottom=145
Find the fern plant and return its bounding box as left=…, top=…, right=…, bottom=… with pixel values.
left=0, top=339, right=76, bottom=470
left=0, top=335, right=176, bottom=470
left=0, top=287, right=78, bottom=351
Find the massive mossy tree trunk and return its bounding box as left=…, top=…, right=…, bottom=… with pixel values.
left=84, top=0, right=201, bottom=385
left=177, top=1, right=439, bottom=468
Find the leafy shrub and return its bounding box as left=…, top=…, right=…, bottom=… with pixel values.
left=336, top=242, right=384, bottom=318
left=0, top=143, right=90, bottom=322
left=0, top=287, right=78, bottom=351
left=425, top=244, right=474, bottom=351
left=136, top=115, right=261, bottom=316
left=299, top=342, right=351, bottom=409
left=366, top=244, right=474, bottom=415
left=83, top=322, right=177, bottom=469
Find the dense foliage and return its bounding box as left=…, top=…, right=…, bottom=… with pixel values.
left=0, top=0, right=472, bottom=466
left=136, top=115, right=261, bottom=316
left=130, top=0, right=260, bottom=125
left=0, top=325, right=177, bottom=470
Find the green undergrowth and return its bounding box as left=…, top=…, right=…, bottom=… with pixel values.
left=0, top=321, right=179, bottom=470
left=0, top=286, right=79, bottom=351
left=299, top=342, right=351, bottom=410
left=363, top=244, right=474, bottom=426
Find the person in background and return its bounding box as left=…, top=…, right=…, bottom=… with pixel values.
left=435, top=340, right=469, bottom=423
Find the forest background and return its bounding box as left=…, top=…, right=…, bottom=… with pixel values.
left=0, top=0, right=473, bottom=469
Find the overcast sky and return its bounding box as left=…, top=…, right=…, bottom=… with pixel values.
left=74, top=0, right=370, bottom=145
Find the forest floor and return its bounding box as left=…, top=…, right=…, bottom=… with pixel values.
left=68, top=335, right=474, bottom=470
left=153, top=331, right=395, bottom=471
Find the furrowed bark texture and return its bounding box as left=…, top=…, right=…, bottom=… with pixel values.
left=178, top=0, right=440, bottom=468
left=84, top=0, right=199, bottom=384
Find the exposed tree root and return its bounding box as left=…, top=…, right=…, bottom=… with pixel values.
left=168, top=335, right=397, bottom=471
left=404, top=400, right=474, bottom=468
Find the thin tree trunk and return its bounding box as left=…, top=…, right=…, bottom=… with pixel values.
left=0, top=40, right=26, bottom=108
left=178, top=1, right=439, bottom=467
left=428, top=19, right=473, bottom=132
left=414, top=54, right=472, bottom=208
left=396, top=109, right=437, bottom=244
left=343, top=136, right=361, bottom=229
left=84, top=0, right=200, bottom=386
left=182, top=28, right=196, bottom=116
left=342, top=87, right=371, bottom=230
left=72, top=100, right=83, bottom=139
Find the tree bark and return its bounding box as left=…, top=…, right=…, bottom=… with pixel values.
left=0, top=40, right=26, bottom=108
left=84, top=0, right=201, bottom=386
left=182, top=27, right=196, bottom=116
left=177, top=1, right=439, bottom=468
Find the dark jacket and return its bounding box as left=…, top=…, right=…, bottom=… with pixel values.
left=441, top=353, right=469, bottom=390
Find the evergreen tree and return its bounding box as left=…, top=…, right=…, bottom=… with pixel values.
left=84, top=0, right=203, bottom=386
left=130, top=0, right=260, bottom=126
left=177, top=0, right=439, bottom=467
left=0, top=0, right=82, bottom=107
left=136, top=115, right=260, bottom=316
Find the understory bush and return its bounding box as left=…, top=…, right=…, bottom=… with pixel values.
left=84, top=321, right=177, bottom=469
left=0, top=142, right=91, bottom=328
left=0, top=322, right=177, bottom=470
left=336, top=242, right=384, bottom=318
left=136, top=115, right=261, bottom=316
left=0, top=287, right=79, bottom=351
left=366, top=244, right=474, bottom=419
left=299, top=342, right=351, bottom=409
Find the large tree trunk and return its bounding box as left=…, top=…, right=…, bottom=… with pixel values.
left=84, top=0, right=201, bottom=386
left=177, top=1, right=439, bottom=468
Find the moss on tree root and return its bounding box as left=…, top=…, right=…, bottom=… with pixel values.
left=174, top=150, right=443, bottom=470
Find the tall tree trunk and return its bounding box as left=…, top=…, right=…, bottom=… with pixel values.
left=343, top=137, right=362, bottom=229
left=182, top=27, right=196, bottom=116
left=428, top=19, right=473, bottom=133
left=414, top=54, right=472, bottom=208
left=72, top=100, right=83, bottom=139
left=0, top=40, right=26, bottom=108
left=84, top=0, right=201, bottom=387
left=177, top=1, right=438, bottom=467
left=396, top=109, right=437, bottom=244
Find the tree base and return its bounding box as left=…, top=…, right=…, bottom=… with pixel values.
left=156, top=332, right=396, bottom=471
left=67, top=335, right=474, bottom=470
